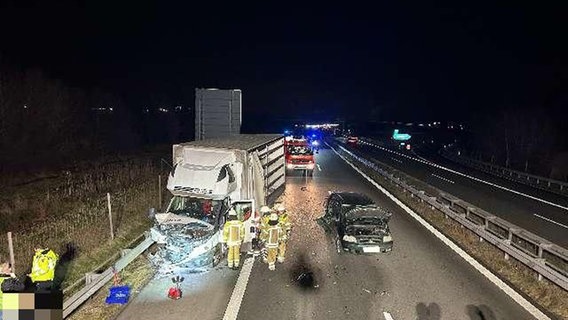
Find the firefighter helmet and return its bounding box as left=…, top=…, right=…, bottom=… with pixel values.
left=269, top=213, right=279, bottom=221
left=228, top=209, right=237, bottom=217
left=260, top=206, right=272, bottom=214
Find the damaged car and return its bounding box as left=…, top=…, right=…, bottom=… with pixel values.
left=318, top=192, right=393, bottom=254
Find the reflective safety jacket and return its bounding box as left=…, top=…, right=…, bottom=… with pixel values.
left=260, top=224, right=284, bottom=248
left=222, top=220, right=245, bottom=246
left=278, top=213, right=292, bottom=233
left=30, top=249, right=58, bottom=283
left=261, top=213, right=270, bottom=229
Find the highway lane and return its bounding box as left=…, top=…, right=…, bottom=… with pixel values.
left=237, top=147, right=535, bottom=320
left=351, top=140, right=568, bottom=248
left=420, top=149, right=568, bottom=206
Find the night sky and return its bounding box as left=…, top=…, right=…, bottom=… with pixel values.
left=0, top=1, right=566, bottom=123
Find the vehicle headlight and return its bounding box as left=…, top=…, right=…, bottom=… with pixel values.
left=342, top=235, right=357, bottom=243
left=382, top=235, right=393, bottom=242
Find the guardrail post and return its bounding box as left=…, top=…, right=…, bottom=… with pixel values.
left=85, top=272, right=101, bottom=285
left=121, top=249, right=132, bottom=258
left=7, top=232, right=15, bottom=274
left=107, top=193, right=114, bottom=240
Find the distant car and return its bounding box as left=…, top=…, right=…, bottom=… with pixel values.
left=347, top=136, right=359, bottom=144
left=317, top=192, right=393, bottom=254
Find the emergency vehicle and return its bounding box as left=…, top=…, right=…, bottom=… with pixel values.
left=284, top=136, right=315, bottom=176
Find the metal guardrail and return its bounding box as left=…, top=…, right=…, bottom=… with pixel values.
left=335, top=143, right=568, bottom=291
left=440, top=149, right=568, bottom=197
left=62, top=232, right=155, bottom=318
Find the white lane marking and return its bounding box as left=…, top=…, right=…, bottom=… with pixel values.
left=390, top=157, right=403, bottom=164
left=363, top=141, right=568, bottom=212
left=222, top=257, right=254, bottom=320
left=431, top=173, right=455, bottom=184
left=534, top=214, right=568, bottom=230
left=327, top=143, right=552, bottom=320
left=317, top=164, right=322, bottom=171
left=414, top=153, right=431, bottom=163
left=383, top=311, right=395, bottom=320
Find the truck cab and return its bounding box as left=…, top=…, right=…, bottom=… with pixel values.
left=150, top=135, right=285, bottom=274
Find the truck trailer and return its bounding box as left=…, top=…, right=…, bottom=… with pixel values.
left=150, top=134, right=285, bottom=273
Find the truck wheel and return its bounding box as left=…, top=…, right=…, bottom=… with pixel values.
left=212, top=243, right=225, bottom=267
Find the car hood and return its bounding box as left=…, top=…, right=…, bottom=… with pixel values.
left=344, top=207, right=392, bottom=222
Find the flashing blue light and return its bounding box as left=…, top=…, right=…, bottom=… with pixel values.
left=311, top=140, right=319, bottom=146
left=284, top=130, right=291, bottom=135
left=311, top=134, right=316, bottom=138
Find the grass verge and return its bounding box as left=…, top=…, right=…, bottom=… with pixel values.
left=67, top=254, right=155, bottom=320
left=336, top=144, right=568, bottom=319
left=0, top=150, right=168, bottom=297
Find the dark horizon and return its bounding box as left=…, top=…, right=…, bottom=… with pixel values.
left=1, top=1, right=566, bottom=123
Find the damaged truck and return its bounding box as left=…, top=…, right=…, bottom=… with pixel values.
left=150, top=134, right=286, bottom=274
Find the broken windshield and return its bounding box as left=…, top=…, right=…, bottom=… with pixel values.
left=346, top=216, right=388, bottom=226
left=167, top=196, right=221, bottom=225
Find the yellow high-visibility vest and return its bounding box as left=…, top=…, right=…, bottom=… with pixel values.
left=223, top=220, right=244, bottom=246
left=29, top=249, right=58, bottom=283
left=265, top=226, right=282, bottom=248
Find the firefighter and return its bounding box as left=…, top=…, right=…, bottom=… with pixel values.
left=222, top=209, right=245, bottom=269
left=259, top=205, right=272, bottom=228
left=274, top=204, right=292, bottom=263
left=260, top=213, right=284, bottom=271
left=259, top=205, right=273, bottom=262
left=250, top=209, right=262, bottom=257
left=28, top=248, right=58, bottom=292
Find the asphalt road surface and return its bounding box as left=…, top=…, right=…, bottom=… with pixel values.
left=351, top=139, right=568, bottom=248
left=237, top=146, right=534, bottom=320
left=118, top=146, right=537, bottom=320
